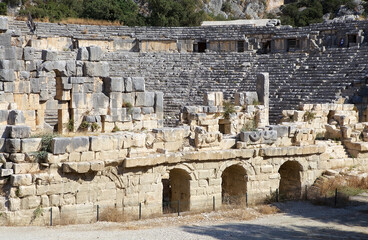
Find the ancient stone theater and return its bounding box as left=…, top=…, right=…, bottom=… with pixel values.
left=0, top=16, right=368, bottom=225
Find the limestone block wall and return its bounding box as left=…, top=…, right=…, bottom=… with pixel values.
left=1, top=131, right=364, bottom=225
left=0, top=17, right=163, bottom=133
left=2, top=17, right=368, bottom=125
left=0, top=107, right=367, bottom=226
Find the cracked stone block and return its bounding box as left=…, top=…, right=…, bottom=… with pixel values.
left=87, top=46, right=103, bottom=61
left=131, top=107, right=142, bottom=121
left=41, top=50, right=58, bottom=61
left=0, top=110, right=9, bottom=123
left=155, top=92, right=164, bottom=118
left=21, top=138, right=42, bottom=153
left=8, top=125, right=31, bottom=139
left=51, top=137, right=72, bottom=154
left=268, top=125, right=289, bottom=138
left=9, top=153, right=25, bottom=163
left=11, top=174, right=32, bottom=186
left=83, top=62, right=109, bottom=77
left=23, top=47, right=34, bottom=61
left=104, top=77, right=124, bottom=92
left=0, top=34, right=11, bottom=47
left=4, top=47, right=16, bottom=60
left=6, top=139, right=21, bottom=153
left=0, top=16, right=8, bottom=31
left=124, top=77, right=132, bottom=92
left=0, top=69, right=16, bottom=82
left=69, top=77, right=85, bottom=84
left=131, top=77, right=145, bottom=92
left=8, top=110, right=26, bottom=125
left=0, top=168, right=13, bottom=177
left=71, top=137, right=89, bottom=152
left=77, top=47, right=89, bottom=60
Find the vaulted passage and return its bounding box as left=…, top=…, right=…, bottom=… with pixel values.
left=162, top=169, right=191, bottom=213
left=279, top=161, right=302, bottom=200
left=221, top=165, right=247, bottom=204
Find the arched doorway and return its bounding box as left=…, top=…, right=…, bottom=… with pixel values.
left=221, top=165, right=247, bottom=204
left=278, top=161, right=303, bottom=200
left=162, top=169, right=191, bottom=213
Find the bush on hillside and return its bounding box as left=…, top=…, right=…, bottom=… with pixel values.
left=0, top=3, right=7, bottom=15
left=147, top=0, right=206, bottom=26
left=280, top=0, right=360, bottom=27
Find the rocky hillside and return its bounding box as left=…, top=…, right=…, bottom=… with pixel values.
left=201, top=0, right=284, bottom=19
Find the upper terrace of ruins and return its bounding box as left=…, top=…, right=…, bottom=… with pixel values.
left=2, top=17, right=368, bottom=128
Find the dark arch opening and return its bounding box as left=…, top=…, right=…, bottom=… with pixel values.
left=162, top=168, right=191, bottom=213
left=278, top=161, right=303, bottom=200
left=221, top=165, right=247, bottom=204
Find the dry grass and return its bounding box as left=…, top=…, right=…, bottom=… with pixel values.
left=319, top=175, right=368, bottom=197
left=311, top=175, right=368, bottom=207
left=61, top=18, right=121, bottom=26
left=100, top=207, right=137, bottom=223
left=15, top=16, right=121, bottom=26
left=96, top=204, right=280, bottom=230
left=255, top=205, right=280, bottom=215
left=59, top=215, right=77, bottom=225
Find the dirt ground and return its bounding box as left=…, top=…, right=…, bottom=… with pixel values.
left=1, top=201, right=368, bottom=240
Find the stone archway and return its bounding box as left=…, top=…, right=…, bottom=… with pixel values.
left=278, top=161, right=303, bottom=200
left=162, top=168, right=191, bottom=213
left=221, top=165, right=247, bottom=204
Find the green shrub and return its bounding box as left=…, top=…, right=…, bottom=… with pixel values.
left=82, top=0, right=144, bottom=26
left=241, top=119, right=257, bottom=132
left=67, top=118, right=74, bottom=132
left=221, top=1, right=232, bottom=13
left=279, top=0, right=358, bottom=27
left=304, top=111, right=316, bottom=122
left=91, top=122, right=100, bottom=132
left=19, top=0, right=82, bottom=22
left=79, top=121, right=90, bottom=131
left=112, top=125, right=121, bottom=132
left=0, top=3, right=7, bottom=16
left=32, top=133, right=59, bottom=161
left=4, top=0, right=21, bottom=7
left=147, top=0, right=206, bottom=26
left=223, top=101, right=236, bottom=119
left=122, top=101, right=133, bottom=114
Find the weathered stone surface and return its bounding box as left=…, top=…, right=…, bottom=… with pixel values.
left=131, top=77, right=145, bottom=92
left=51, top=137, right=72, bottom=154
left=71, top=137, right=89, bottom=152
left=155, top=92, right=164, bottom=117
left=268, top=125, right=289, bottom=138
left=0, top=168, right=13, bottom=177
left=23, top=47, right=34, bottom=61
left=77, top=162, right=91, bottom=173
left=87, top=46, right=103, bottom=61
left=0, top=16, right=8, bottom=31
left=124, top=77, right=132, bottom=92
left=77, top=47, right=89, bottom=60
left=8, top=110, right=26, bottom=125
left=9, top=153, right=25, bottom=163
left=104, top=77, right=124, bottom=92
left=90, top=161, right=104, bottom=171
left=11, top=174, right=32, bottom=186
left=13, top=163, right=40, bottom=174
left=18, top=185, right=36, bottom=197
left=6, top=139, right=21, bottom=153
left=0, top=69, right=16, bottom=82
left=41, top=50, right=57, bottom=61
left=8, top=125, right=31, bottom=139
